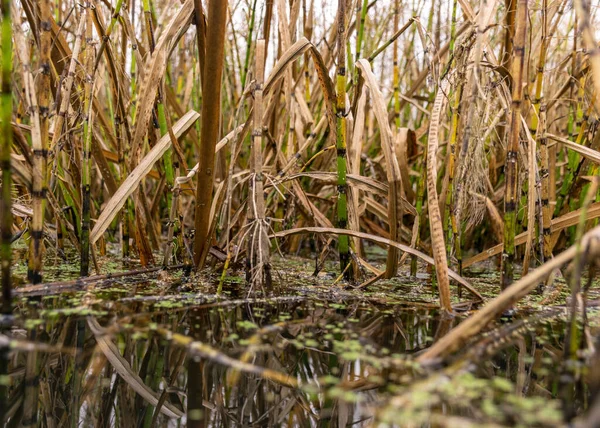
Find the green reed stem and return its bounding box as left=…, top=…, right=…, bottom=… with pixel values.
left=502, top=0, right=527, bottom=289
left=335, top=0, right=351, bottom=279
left=1, top=0, right=12, bottom=313
left=81, top=3, right=95, bottom=276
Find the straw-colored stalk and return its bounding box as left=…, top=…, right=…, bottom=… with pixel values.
left=246, top=39, right=271, bottom=288
left=335, top=0, right=351, bottom=278
left=28, top=0, right=52, bottom=284
left=530, top=0, right=549, bottom=263
left=502, top=0, right=527, bottom=289
left=194, top=0, right=229, bottom=267
left=80, top=3, right=95, bottom=276
left=427, top=88, right=452, bottom=313
left=24, top=0, right=50, bottom=393
left=1, top=0, right=12, bottom=313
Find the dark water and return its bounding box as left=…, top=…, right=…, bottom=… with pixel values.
left=0, top=275, right=597, bottom=427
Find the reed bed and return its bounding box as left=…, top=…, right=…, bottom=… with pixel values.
left=1, top=0, right=600, bottom=328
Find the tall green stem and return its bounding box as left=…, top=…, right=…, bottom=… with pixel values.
left=81, top=3, right=95, bottom=276
left=0, top=0, right=12, bottom=313
left=443, top=0, right=463, bottom=272
left=335, top=0, right=351, bottom=279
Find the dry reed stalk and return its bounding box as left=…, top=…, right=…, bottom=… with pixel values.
left=12, top=6, right=43, bottom=284
left=501, top=0, right=527, bottom=289
left=440, top=0, right=465, bottom=270
left=426, top=88, right=452, bottom=313
left=25, top=0, right=52, bottom=284
left=194, top=0, right=229, bottom=268
left=246, top=39, right=271, bottom=289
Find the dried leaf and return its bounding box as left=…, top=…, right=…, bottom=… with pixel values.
left=90, top=111, right=200, bottom=244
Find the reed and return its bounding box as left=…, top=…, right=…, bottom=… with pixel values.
left=80, top=2, right=95, bottom=276
left=0, top=0, right=598, bottom=307
left=335, top=0, right=351, bottom=278
left=193, top=0, right=228, bottom=268
left=4, top=3, right=600, bottom=423
left=27, top=0, right=52, bottom=284
left=246, top=39, right=271, bottom=288
left=501, top=0, right=527, bottom=289
left=531, top=0, right=550, bottom=262
left=0, top=0, right=11, bottom=313
left=442, top=0, right=463, bottom=271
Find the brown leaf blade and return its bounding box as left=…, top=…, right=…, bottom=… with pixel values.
left=90, top=110, right=200, bottom=244
left=426, top=88, right=452, bottom=312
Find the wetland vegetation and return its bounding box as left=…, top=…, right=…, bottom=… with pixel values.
left=1, top=0, right=600, bottom=426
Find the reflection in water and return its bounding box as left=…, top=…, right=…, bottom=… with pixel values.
left=0, top=287, right=594, bottom=427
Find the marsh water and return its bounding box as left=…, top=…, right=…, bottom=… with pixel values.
left=1, top=256, right=597, bottom=427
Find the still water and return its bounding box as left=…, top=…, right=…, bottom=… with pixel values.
left=0, top=272, right=595, bottom=427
